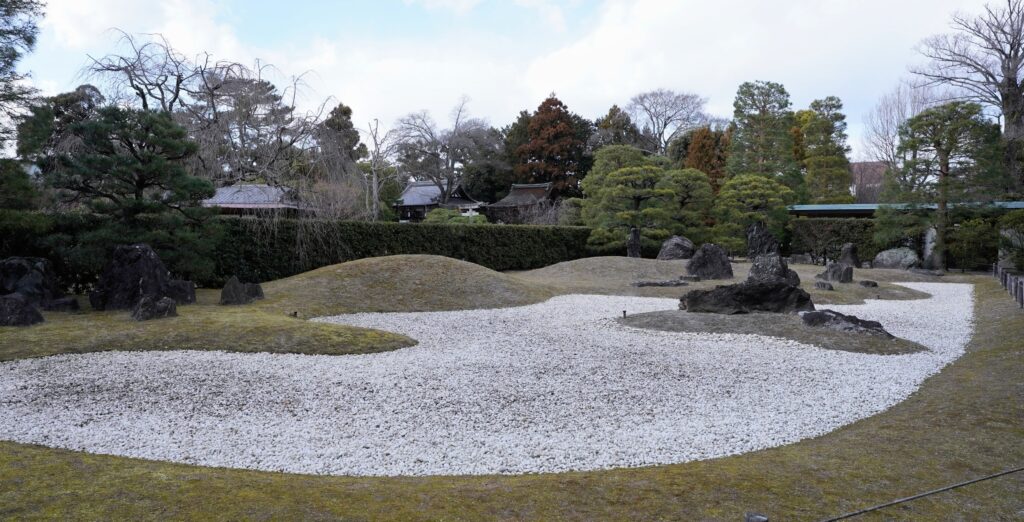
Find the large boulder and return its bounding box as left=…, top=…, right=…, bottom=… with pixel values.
left=679, top=281, right=814, bottom=314
left=748, top=254, right=801, bottom=287
left=687, top=244, right=734, bottom=280
left=800, top=309, right=893, bottom=338
left=220, top=276, right=254, bottom=305
left=131, top=296, right=178, bottom=321
left=656, top=236, right=695, bottom=260
left=89, top=244, right=172, bottom=311
left=626, top=227, right=641, bottom=258
left=0, top=257, right=63, bottom=307
left=873, top=247, right=920, bottom=270
left=838, top=243, right=860, bottom=267
left=746, top=222, right=780, bottom=258
left=816, top=262, right=853, bottom=283
left=0, top=293, right=44, bottom=326
left=245, top=282, right=265, bottom=300
left=166, top=279, right=196, bottom=305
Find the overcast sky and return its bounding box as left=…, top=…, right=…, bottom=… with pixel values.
left=24, top=0, right=992, bottom=159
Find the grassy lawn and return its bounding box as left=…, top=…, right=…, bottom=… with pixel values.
left=0, top=257, right=1020, bottom=519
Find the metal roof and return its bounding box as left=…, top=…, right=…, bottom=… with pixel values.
left=202, top=184, right=299, bottom=209
left=487, top=183, right=553, bottom=208
left=790, top=201, right=1024, bottom=216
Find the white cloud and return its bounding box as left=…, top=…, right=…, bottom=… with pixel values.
left=403, top=0, right=483, bottom=15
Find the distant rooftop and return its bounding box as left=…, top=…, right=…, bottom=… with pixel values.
left=790, top=201, right=1024, bottom=217
left=394, top=180, right=480, bottom=209
left=202, top=184, right=299, bottom=209
left=487, top=183, right=553, bottom=208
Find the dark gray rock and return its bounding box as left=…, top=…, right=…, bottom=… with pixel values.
left=0, top=293, right=44, bottom=326
left=89, top=244, right=172, bottom=311
left=788, top=253, right=813, bottom=265
left=859, top=280, right=879, bottom=288
left=632, top=280, right=689, bottom=288
left=656, top=236, right=695, bottom=260
left=873, top=247, right=920, bottom=270
left=166, top=279, right=196, bottom=305
left=245, top=282, right=265, bottom=300
left=679, top=281, right=814, bottom=314
left=746, top=221, right=780, bottom=258
left=687, top=243, right=734, bottom=280
left=814, top=281, right=834, bottom=291
left=862, top=261, right=873, bottom=269
left=220, top=276, right=253, bottom=305
left=131, top=296, right=178, bottom=321
left=0, top=257, right=63, bottom=307
left=838, top=243, right=860, bottom=267
left=816, top=262, right=853, bottom=283
left=626, top=227, right=641, bottom=258
left=42, top=296, right=80, bottom=312
left=800, top=309, right=893, bottom=338
left=748, top=254, right=801, bottom=287
left=678, top=275, right=701, bottom=282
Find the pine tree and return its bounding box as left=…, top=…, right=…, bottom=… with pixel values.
left=726, top=81, right=802, bottom=197
left=802, top=96, right=854, bottom=203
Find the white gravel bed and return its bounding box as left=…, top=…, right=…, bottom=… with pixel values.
left=0, top=283, right=973, bottom=476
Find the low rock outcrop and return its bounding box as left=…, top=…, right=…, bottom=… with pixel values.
left=679, top=281, right=814, bottom=314
left=0, top=257, right=63, bottom=308
left=814, top=281, right=834, bottom=291
left=873, top=247, right=920, bottom=270
left=220, top=276, right=253, bottom=305
left=816, top=262, right=853, bottom=283
left=89, top=244, right=171, bottom=310
left=0, top=293, right=44, bottom=326
left=800, top=309, right=893, bottom=338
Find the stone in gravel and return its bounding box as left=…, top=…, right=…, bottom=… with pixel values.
left=626, top=226, right=641, bottom=258
left=42, top=296, right=80, bottom=312
left=686, top=244, right=733, bottom=280
left=748, top=254, right=800, bottom=287
left=680, top=281, right=814, bottom=314
left=166, top=280, right=196, bottom=305
left=873, top=247, right=920, bottom=270
left=0, top=293, right=44, bottom=326
left=0, top=257, right=63, bottom=308
left=89, top=244, right=172, bottom=311
left=838, top=243, right=860, bottom=267
left=131, top=296, right=178, bottom=321
left=220, top=276, right=253, bottom=305
left=814, top=281, right=834, bottom=291
left=859, top=280, right=879, bottom=288
left=800, top=309, right=894, bottom=338
left=746, top=222, right=780, bottom=258
left=632, top=280, right=689, bottom=288
left=656, top=236, right=695, bottom=260
left=816, top=262, right=853, bottom=283
left=245, top=282, right=265, bottom=300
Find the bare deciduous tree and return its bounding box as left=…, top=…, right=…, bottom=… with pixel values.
left=913, top=0, right=1024, bottom=184
left=362, top=119, right=401, bottom=220
left=862, top=80, right=949, bottom=171
left=626, top=88, right=708, bottom=155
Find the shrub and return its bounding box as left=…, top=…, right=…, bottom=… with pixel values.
left=423, top=208, right=488, bottom=224
left=1000, top=209, right=1024, bottom=270
left=949, top=218, right=998, bottom=271
left=790, top=218, right=877, bottom=264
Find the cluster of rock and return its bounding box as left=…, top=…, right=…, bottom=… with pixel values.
left=799, top=309, right=894, bottom=338
left=680, top=223, right=813, bottom=314
left=87, top=244, right=201, bottom=321
left=1, top=257, right=78, bottom=326
left=220, top=276, right=264, bottom=305
left=814, top=243, right=857, bottom=287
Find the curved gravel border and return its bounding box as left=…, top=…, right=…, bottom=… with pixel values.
left=0, top=283, right=973, bottom=476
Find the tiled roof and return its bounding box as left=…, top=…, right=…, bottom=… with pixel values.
left=487, top=183, right=553, bottom=208
left=202, top=184, right=298, bottom=209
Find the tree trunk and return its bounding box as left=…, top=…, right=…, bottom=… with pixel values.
left=1001, top=81, right=1024, bottom=190
left=934, top=149, right=950, bottom=271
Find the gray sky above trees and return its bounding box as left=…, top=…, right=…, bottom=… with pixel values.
left=24, top=0, right=990, bottom=159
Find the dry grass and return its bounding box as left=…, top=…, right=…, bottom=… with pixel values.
left=0, top=257, right=1020, bottom=520
left=620, top=310, right=926, bottom=355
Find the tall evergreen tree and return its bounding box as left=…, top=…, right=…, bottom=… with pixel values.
left=0, top=0, right=43, bottom=143
left=592, top=104, right=645, bottom=149
left=802, top=96, right=853, bottom=203
left=684, top=126, right=729, bottom=192
left=514, top=94, right=589, bottom=197
left=726, top=81, right=802, bottom=196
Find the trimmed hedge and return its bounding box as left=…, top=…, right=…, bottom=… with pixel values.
left=0, top=212, right=593, bottom=289
left=789, top=218, right=879, bottom=264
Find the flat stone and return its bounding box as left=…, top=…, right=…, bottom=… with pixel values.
left=909, top=268, right=944, bottom=277
left=859, top=280, right=879, bottom=288
left=631, top=280, right=689, bottom=287
left=814, top=281, right=834, bottom=291
left=800, top=309, right=894, bottom=338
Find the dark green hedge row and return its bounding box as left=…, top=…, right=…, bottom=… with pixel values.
left=211, top=217, right=592, bottom=285
left=789, top=217, right=879, bottom=264
left=0, top=211, right=593, bottom=289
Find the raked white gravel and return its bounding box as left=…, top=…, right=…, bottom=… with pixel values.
left=0, top=282, right=973, bottom=476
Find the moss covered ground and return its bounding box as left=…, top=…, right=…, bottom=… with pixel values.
left=0, top=256, right=1020, bottom=519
